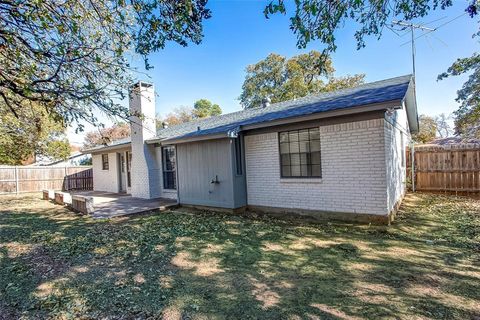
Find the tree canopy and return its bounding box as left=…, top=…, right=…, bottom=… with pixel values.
left=83, top=122, right=131, bottom=148
left=412, top=114, right=438, bottom=144
left=159, top=99, right=222, bottom=127
left=264, top=0, right=473, bottom=52
left=412, top=113, right=453, bottom=144
left=0, top=0, right=211, bottom=130
left=239, top=51, right=365, bottom=109
left=438, top=54, right=480, bottom=138
left=264, top=0, right=480, bottom=136
left=194, top=99, right=222, bottom=118
left=0, top=101, right=71, bottom=165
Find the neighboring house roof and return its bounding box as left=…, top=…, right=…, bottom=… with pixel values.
left=434, top=137, right=480, bottom=145
left=31, top=151, right=90, bottom=166
left=83, top=74, right=416, bottom=153
left=418, top=137, right=480, bottom=146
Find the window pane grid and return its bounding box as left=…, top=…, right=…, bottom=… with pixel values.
left=162, top=146, right=176, bottom=189
left=279, top=128, right=321, bottom=178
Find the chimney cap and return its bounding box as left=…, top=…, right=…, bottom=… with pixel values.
left=132, top=81, right=153, bottom=89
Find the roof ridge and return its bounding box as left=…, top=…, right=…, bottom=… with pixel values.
left=156, top=74, right=413, bottom=136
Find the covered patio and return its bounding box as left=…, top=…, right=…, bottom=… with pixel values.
left=68, top=191, right=177, bottom=219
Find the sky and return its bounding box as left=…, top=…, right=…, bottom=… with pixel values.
left=68, top=0, right=478, bottom=144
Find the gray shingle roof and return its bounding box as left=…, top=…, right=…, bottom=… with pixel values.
left=156, top=74, right=412, bottom=141
left=83, top=74, right=413, bottom=152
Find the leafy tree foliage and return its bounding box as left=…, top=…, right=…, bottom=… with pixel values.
left=158, top=99, right=222, bottom=127
left=264, top=0, right=480, bottom=136
left=83, top=123, right=131, bottom=148
left=0, top=0, right=211, bottom=129
left=0, top=101, right=71, bottom=165
left=412, top=114, right=438, bottom=144
left=239, top=51, right=364, bottom=109
left=194, top=99, right=222, bottom=118
left=438, top=54, right=480, bottom=138
left=264, top=0, right=467, bottom=51
left=159, top=106, right=195, bottom=127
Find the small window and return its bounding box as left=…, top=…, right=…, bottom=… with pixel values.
left=162, top=146, right=176, bottom=190
left=234, top=138, right=243, bottom=175
left=101, top=154, right=109, bottom=170
left=279, top=128, right=321, bottom=178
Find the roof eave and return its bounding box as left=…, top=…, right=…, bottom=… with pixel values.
left=81, top=142, right=131, bottom=154
left=146, top=132, right=229, bottom=145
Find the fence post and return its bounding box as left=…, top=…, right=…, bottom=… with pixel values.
left=14, top=166, right=19, bottom=194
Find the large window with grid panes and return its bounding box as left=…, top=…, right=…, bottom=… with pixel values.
left=279, top=128, right=321, bottom=178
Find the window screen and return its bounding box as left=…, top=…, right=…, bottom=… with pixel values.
left=279, top=128, right=321, bottom=178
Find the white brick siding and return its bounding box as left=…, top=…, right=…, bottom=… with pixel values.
left=385, top=108, right=410, bottom=212
left=92, top=152, right=120, bottom=193
left=245, top=118, right=389, bottom=215
left=92, top=147, right=177, bottom=200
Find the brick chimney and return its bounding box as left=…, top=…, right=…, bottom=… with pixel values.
left=129, top=81, right=156, bottom=198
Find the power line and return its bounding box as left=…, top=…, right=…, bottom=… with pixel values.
left=398, top=12, right=467, bottom=47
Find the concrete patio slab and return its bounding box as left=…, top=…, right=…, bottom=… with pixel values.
left=70, top=191, right=177, bottom=218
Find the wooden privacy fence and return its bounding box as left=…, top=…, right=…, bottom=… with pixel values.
left=0, top=166, right=93, bottom=194
left=407, top=143, right=480, bottom=193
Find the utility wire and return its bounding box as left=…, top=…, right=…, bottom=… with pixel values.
left=399, top=12, right=467, bottom=46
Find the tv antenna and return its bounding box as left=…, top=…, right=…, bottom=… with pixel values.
left=391, top=20, right=435, bottom=79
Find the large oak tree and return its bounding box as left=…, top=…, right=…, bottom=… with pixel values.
left=0, top=0, right=210, bottom=129
left=239, top=51, right=365, bottom=109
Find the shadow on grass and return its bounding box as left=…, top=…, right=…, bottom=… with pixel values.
left=0, top=193, right=479, bottom=319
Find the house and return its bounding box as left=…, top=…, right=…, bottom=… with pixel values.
left=82, top=75, right=418, bottom=223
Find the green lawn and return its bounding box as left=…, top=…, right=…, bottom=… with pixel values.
left=0, top=193, right=479, bottom=319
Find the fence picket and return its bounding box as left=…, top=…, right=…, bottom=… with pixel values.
left=407, top=144, right=480, bottom=193
left=0, top=166, right=92, bottom=194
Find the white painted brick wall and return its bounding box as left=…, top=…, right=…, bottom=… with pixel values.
left=92, top=147, right=177, bottom=200
left=385, top=108, right=409, bottom=212
left=129, top=82, right=158, bottom=199
left=245, top=118, right=389, bottom=215
left=92, top=152, right=119, bottom=193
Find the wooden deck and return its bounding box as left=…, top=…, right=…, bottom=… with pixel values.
left=70, top=191, right=178, bottom=218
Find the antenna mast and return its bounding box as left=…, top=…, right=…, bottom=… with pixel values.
left=391, top=20, right=435, bottom=79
